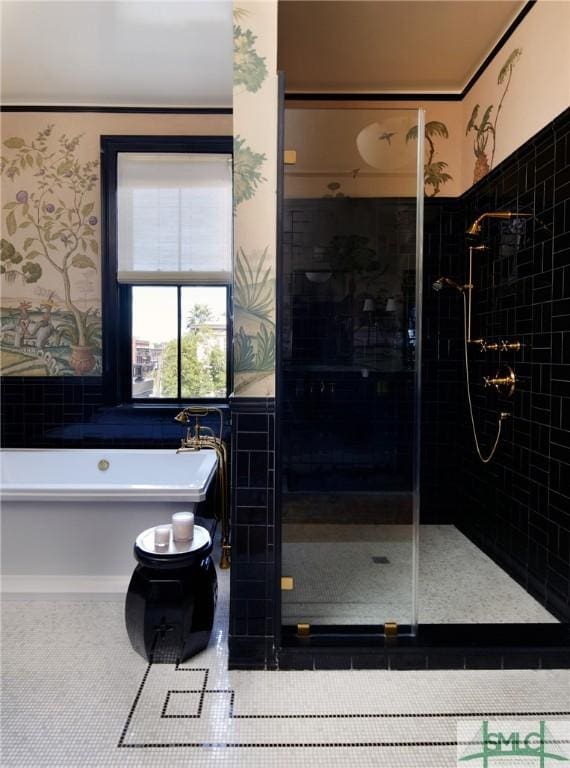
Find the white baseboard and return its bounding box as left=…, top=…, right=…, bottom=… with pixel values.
left=1, top=574, right=130, bottom=599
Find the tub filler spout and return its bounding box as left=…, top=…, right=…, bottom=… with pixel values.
left=174, top=406, right=230, bottom=570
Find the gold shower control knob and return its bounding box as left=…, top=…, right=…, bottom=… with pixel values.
left=501, top=340, right=522, bottom=352
left=483, top=365, right=516, bottom=397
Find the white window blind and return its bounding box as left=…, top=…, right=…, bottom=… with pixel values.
left=117, top=153, right=232, bottom=284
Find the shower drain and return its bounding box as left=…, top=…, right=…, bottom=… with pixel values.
left=372, top=556, right=390, bottom=564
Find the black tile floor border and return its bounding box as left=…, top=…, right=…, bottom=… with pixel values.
left=272, top=620, right=570, bottom=671
left=276, top=649, right=570, bottom=672
left=118, top=650, right=570, bottom=749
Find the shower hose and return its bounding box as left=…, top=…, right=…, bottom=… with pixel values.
left=462, top=292, right=503, bottom=464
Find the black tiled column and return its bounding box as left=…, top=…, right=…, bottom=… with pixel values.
left=228, top=397, right=277, bottom=669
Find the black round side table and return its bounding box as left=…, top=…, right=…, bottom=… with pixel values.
left=125, top=524, right=217, bottom=663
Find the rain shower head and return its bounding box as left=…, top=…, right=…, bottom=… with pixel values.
left=432, top=276, right=465, bottom=293
left=466, top=211, right=533, bottom=237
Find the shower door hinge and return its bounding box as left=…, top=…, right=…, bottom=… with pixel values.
left=296, top=623, right=311, bottom=636
left=281, top=576, right=294, bottom=590
left=384, top=622, right=398, bottom=637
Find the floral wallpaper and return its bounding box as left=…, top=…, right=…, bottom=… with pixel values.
left=0, top=112, right=231, bottom=377
left=1, top=125, right=101, bottom=375
left=233, top=1, right=278, bottom=397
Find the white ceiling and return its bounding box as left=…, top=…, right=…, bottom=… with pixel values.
left=0, top=1, right=233, bottom=107
left=1, top=0, right=528, bottom=106
left=278, top=0, right=527, bottom=94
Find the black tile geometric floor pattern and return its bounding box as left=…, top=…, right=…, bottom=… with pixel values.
left=2, top=559, right=569, bottom=767
left=119, top=656, right=570, bottom=750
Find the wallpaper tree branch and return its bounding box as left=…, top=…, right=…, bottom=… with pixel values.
left=1, top=125, right=101, bottom=375
left=232, top=1, right=278, bottom=397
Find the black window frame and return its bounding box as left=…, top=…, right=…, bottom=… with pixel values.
left=101, top=135, right=233, bottom=406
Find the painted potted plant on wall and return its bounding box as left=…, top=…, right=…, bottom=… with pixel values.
left=466, top=48, right=522, bottom=183
left=1, top=125, right=100, bottom=374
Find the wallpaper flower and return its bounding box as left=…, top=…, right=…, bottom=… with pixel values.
left=1, top=125, right=101, bottom=376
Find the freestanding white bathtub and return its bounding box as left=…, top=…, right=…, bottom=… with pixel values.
left=0, top=449, right=217, bottom=596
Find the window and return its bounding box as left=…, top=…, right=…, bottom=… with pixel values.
left=101, top=136, right=233, bottom=403
left=131, top=285, right=228, bottom=399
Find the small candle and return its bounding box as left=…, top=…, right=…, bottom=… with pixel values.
left=172, top=511, right=194, bottom=542
left=154, top=525, right=171, bottom=548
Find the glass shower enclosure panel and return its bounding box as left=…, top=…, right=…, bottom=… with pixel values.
left=280, top=106, right=424, bottom=635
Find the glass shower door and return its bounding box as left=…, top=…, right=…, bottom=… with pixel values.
left=279, top=106, right=424, bottom=636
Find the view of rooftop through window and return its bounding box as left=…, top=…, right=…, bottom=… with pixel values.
left=131, top=285, right=227, bottom=399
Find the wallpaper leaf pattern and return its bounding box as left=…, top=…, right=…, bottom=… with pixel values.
left=233, top=136, right=266, bottom=205
left=233, top=2, right=277, bottom=395
left=1, top=125, right=100, bottom=376
left=234, top=24, right=268, bottom=93
left=466, top=48, right=523, bottom=183
left=234, top=246, right=273, bottom=324
left=233, top=326, right=256, bottom=372
left=406, top=120, right=453, bottom=197
left=234, top=246, right=275, bottom=376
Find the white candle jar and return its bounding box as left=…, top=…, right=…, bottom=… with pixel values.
left=154, top=525, right=171, bottom=548
left=172, top=511, right=194, bottom=542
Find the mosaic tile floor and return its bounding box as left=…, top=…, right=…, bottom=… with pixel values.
left=2, top=557, right=569, bottom=767
left=282, top=524, right=559, bottom=625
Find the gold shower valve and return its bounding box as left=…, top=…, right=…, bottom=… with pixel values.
left=483, top=365, right=516, bottom=397
left=476, top=340, right=522, bottom=353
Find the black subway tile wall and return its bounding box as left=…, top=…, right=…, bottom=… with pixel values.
left=229, top=399, right=277, bottom=669
left=1, top=377, right=104, bottom=446
left=0, top=377, right=229, bottom=447
left=433, top=109, right=570, bottom=622
left=422, top=198, right=463, bottom=523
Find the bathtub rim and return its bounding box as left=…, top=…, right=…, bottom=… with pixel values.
left=0, top=447, right=218, bottom=502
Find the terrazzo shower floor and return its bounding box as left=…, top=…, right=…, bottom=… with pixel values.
left=282, top=524, right=559, bottom=625
left=2, top=536, right=568, bottom=767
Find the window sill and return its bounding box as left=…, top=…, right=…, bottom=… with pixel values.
left=111, top=402, right=230, bottom=413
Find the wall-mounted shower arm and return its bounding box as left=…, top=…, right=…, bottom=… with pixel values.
left=466, top=211, right=533, bottom=237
